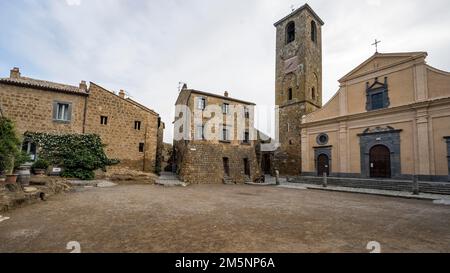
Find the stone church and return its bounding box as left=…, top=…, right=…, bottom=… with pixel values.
left=274, top=4, right=450, bottom=183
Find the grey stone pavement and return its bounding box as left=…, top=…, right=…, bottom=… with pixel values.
left=246, top=175, right=450, bottom=202
left=155, top=172, right=188, bottom=187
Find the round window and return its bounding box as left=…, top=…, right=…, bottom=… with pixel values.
left=317, top=133, right=329, bottom=145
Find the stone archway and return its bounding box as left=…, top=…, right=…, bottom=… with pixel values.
left=359, top=127, right=402, bottom=179
left=317, top=154, right=330, bottom=176
left=369, top=145, right=391, bottom=178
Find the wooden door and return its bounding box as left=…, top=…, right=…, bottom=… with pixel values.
left=370, top=145, right=391, bottom=178
left=262, top=154, right=271, bottom=175
left=223, top=157, right=230, bottom=177
left=317, top=154, right=330, bottom=176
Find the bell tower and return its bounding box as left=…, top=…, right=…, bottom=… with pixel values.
left=274, top=4, right=324, bottom=175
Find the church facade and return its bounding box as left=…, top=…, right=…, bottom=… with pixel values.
left=300, top=52, right=450, bottom=182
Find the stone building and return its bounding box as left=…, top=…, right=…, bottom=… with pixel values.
left=273, top=4, right=324, bottom=175
left=0, top=68, right=163, bottom=173
left=173, top=85, right=261, bottom=184
left=300, top=52, right=450, bottom=183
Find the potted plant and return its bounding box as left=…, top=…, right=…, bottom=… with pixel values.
left=0, top=117, right=22, bottom=184
left=32, top=159, right=49, bottom=176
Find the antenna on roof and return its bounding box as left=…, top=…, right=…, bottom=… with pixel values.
left=178, top=82, right=187, bottom=92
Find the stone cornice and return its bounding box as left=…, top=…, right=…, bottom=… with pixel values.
left=301, top=97, right=450, bottom=128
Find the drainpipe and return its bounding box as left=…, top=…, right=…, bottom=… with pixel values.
left=143, top=125, right=148, bottom=172
left=82, top=96, right=88, bottom=134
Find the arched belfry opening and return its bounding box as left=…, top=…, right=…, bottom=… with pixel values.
left=311, top=20, right=317, bottom=42
left=286, top=21, right=295, bottom=44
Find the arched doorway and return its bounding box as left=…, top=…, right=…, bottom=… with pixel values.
left=317, top=154, right=330, bottom=176
left=370, top=145, right=391, bottom=178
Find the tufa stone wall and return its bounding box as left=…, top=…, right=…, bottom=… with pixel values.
left=85, top=83, right=160, bottom=172
left=0, top=83, right=86, bottom=134
left=174, top=88, right=261, bottom=184
left=0, top=71, right=163, bottom=174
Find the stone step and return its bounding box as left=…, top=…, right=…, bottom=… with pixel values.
left=293, top=177, right=450, bottom=195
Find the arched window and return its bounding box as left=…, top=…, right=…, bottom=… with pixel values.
left=312, top=87, right=316, bottom=100
left=286, top=22, right=295, bottom=44
left=288, top=88, right=293, bottom=101
left=311, top=21, right=317, bottom=43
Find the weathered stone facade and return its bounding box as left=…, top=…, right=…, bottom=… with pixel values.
left=274, top=4, right=324, bottom=175
left=173, top=86, right=261, bottom=184
left=0, top=68, right=163, bottom=173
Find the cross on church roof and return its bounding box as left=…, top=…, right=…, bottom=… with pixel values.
left=372, top=39, right=381, bottom=53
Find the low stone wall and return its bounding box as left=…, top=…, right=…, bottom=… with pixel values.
left=0, top=177, right=72, bottom=213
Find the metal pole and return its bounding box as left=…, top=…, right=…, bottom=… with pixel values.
left=323, top=172, right=328, bottom=188
left=412, top=175, right=420, bottom=195
left=275, top=170, right=280, bottom=185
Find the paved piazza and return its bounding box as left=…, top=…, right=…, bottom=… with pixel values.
left=1, top=184, right=449, bottom=253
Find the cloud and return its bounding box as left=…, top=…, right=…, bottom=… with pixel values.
left=1, top=0, right=449, bottom=142
left=66, top=0, right=81, bottom=6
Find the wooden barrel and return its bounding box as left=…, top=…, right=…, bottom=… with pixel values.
left=17, top=166, right=31, bottom=186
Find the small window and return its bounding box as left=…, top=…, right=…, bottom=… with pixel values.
left=54, top=103, right=70, bottom=121
left=244, top=158, right=250, bottom=176
left=135, top=121, right=142, bottom=130
left=22, top=141, right=36, bottom=161
left=243, top=130, right=250, bottom=144
left=221, top=127, right=230, bottom=142
left=286, top=21, right=295, bottom=44
left=195, top=125, right=204, bottom=140
left=371, top=93, right=384, bottom=110
left=311, top=21, right=317, bottom=43
left=139, top=143, right=145, bottom=153
left=222, top=103, right=230, bottom=114
left=197, top=97, right=206, bottom=110
left=312, top=87, right=316, bottom=100
left=288, top=88, right=293, bottom=101
left=101, top=116, right=108, bottom=125
left=244, top=107, right=250, bottom=119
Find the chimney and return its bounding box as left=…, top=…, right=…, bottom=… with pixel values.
left=119, top=89, right=126, bottom=99
left=10, top=67, right=21, bottom=79
left=224, top=91, right=229, bottom=97
left=79, top=80, right=87, bottom=92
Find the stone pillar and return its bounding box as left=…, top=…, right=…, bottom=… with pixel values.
left=445, top=137, right=450, bottom=182
left=415, top=109, right=430, bottom=178
left=339, top=121, right=348, bottom=174
left=301, top=127, right=309, bottom=175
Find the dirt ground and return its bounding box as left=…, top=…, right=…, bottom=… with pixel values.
left=0, top=184, right=449, bottom=253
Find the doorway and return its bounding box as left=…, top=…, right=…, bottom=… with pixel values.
left=369, top=145, right=391, bottom=178
left=262, top=154, right=271, bottom=175
left=223, top=157, right=230, bottom=177
left=317, top=154, right=330, bottom=176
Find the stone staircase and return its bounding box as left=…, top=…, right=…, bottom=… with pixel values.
left=293, top=176, right=450, bottom=195
left=223, top=176, right=235, bottom=185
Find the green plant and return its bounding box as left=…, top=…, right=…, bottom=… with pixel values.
left=32, top=159, right=50, bottom=171
left=14, top=151, right=31, bottom=169
left=0, top=117, right=22, bottom=175
left=24, top=132, right=119, bottom=180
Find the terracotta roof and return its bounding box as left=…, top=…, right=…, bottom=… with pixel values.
left=178, top=89, right=256, bottom=106
left=274, top=3, right=324, bottom=27
left=0, top=76, right=88, bottom=96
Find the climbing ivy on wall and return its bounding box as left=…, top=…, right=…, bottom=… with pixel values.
left=24, top=132, right=119, bottom=180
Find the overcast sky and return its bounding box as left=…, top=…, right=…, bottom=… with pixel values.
left=1, top=0, right=450, bottom=142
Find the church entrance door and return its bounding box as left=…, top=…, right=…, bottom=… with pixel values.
left=317, top=154, right=330, bottom=176
left=370, top=145, right=391, bottom=178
